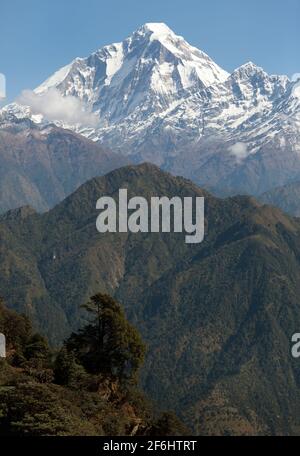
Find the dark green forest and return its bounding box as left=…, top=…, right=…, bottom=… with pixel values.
left=2, top=164, right=300, bottom=435
left=0, top=294, right=188, bottom=436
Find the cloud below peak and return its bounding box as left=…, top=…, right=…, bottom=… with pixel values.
left=229, top=142, right=248, bottom=163
left=17, top=88, right=99, bottom=128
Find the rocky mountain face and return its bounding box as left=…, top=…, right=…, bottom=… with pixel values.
left=0, top=119, right=129, bottom=213
left=2, top=164, right=300, bottom=435
left=259, top=181, right=300, bottom=217
left=1, top=23, right=299, bottom=197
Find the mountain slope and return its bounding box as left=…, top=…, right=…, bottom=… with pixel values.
left=259, top=181, right=300, bottom=216
left=2, top=164, right=300, bottom=434
left=138, top=202, right=300, bottom=434
left=0, top=119, right=129, bottom=213
left=1, top=23, right=299, bottom=196
left=0, top=298, right=188, bottom=437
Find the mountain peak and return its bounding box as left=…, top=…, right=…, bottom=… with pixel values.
left=26, top=22, right=229, bottom=125
left=232, top=61, right=266, bottom=79
left=138, top=22, right=174, bottom=36
left=4, top=24, right=297, bottom=188
left=242, top=61, right=259, bottom=68
left=237, top=61, right=263, bottom=72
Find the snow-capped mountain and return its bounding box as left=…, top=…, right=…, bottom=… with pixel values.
left=35, top=23, right=229, bottom=114
left=1, top=22, right=300, bottom=196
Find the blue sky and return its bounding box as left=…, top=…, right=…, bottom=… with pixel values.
left=1, top=0, right=299, bottom=102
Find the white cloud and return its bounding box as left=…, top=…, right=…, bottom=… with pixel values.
left=292, top=80, right=300, bottom=98
left=0, top=73, right=6, bottom=99
left=229, top=142, right=248, bottom=163
left=17, top=88, right=99, bottom=128
left=292, top=73, right=300, bottom=82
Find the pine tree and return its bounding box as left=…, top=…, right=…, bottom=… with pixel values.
left=66, top=294, right=146, bottom=382
left=54, top=347, right=86, bottom=387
